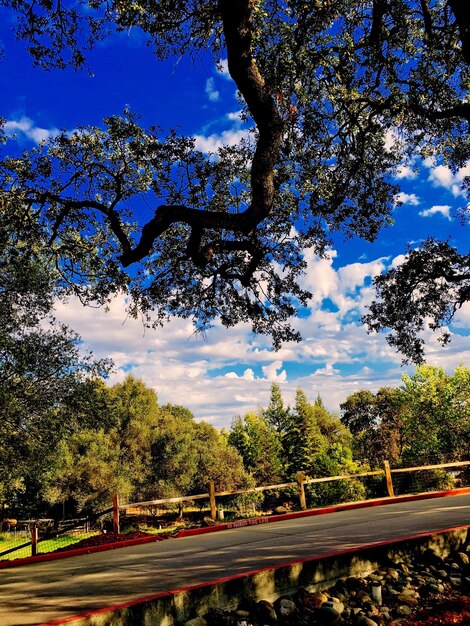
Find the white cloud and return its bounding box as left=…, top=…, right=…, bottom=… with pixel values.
left=205, top=77, right=220, bottom=102
left=452, top=302, right=470, bottom=329
left=216, top=59, right=231, bottom=79
left=394, top=192, right=420, bottom=206
left=261, top=360, right=287, bottom=383
left=5, top=116, right=60, bottom=143
left=418, top=205, right=452, bottom=220
left=428, top=165, right=454, bottom=188
left=426, top=161, right=469, bottom=197
left=314, top=363, right=340, bottom=376
left=383, top=128, right=400, bottom=152
left=391, top=253, right=408, bottom=268
left=395, top=164, right=417, bottom=180
left=193, top=128, right=250, bottom=153
left=224, top=368, right=255, bottom=381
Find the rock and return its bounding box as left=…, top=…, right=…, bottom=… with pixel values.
left=329, top=598, right=345, bottom=614
left=185, top=618, right=208, bottom=626
left=421, top=549, right=444, bottom=566
left=387, top=568, right=400, bottom=580
left=357, top=590, right=371, bottom=603
left=397, top=605, right=412, bottom=616
left=277, top=598, right=296, bottom=616
left=368, top=573, right=383, bottom=582
left=254, top=600, right=277, bottom=625
left=381, top=607, right=391, bottom=621
left=316, top=604, right=341, bottom=625
left=397, top=593, right=418, bottom=606
left=333, top=592, right=347, bottom=603
left=457, top=552, right=469, bottom=566
left=234, top=610, right=250, bottom=619
left=436, top=569, right=448, bottom=579
left=205, top=609, right=238, bottom=626
left=357, top=617, right=378, bottom=626
left=450, top=576, right=462, bottom=588
left=387, top=587, right=400, bottom=596
left=274, top=506, right=287, bottom=514
left=322, top=599, right=344, bottom=615
left=345, top=576, right=363, bottom=592
left=303, top=591, right=328, bottom=609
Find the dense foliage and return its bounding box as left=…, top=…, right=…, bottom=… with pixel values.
left=1, top=375, right=252, bottom=516
left=229, top=384, right=366, bottom=506
left=340, top=364, right=470, bottom=467
left=1, top=366, right=468, bottom=517
left=0, top=0, right=467, bottom=354
left=0, top=205, right=111, bottom=512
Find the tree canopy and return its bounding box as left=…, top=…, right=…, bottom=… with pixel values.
left=0, top=0, right=468, bottom=353
left=340, top=365, right=470, bottom=467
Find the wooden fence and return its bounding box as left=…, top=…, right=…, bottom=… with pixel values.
left=113, top=459, right=470, bottom=533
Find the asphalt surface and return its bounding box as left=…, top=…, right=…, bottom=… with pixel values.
left=0, top=493, right=469, bottom=626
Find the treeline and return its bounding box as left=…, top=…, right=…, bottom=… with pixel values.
left=227, top=364, right=469, bottom=506
left=1, top=363, right=468, bottom=519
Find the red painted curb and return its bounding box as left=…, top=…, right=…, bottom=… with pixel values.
left=38, top=523, right=470, bottom=625
left=3, top=486, right=469, bottom=569
left=175, top=487, right=470, bottom=538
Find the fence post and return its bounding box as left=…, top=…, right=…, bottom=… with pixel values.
left=384, top=460, right=395, bottom=498
left=209, top=481, right=217, bottom=521
left=113, top=494, right=120, bottom=534
left=297, top=471, right=307, bottom=510
left=31, top=523, right=38, bottom=557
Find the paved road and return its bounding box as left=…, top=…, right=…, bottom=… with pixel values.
left=0, top=493, right=469, bottom=626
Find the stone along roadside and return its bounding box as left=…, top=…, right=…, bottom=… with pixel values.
left=184, top=545, right=470, bottom=626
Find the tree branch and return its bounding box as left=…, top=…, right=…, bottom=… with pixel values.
left=448, top=0, right=470, bottom=63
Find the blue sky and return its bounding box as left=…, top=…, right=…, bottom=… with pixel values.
left=1, top=17, right=469, bottom=428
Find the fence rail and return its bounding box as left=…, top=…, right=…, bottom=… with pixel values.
left=117, top=459, right=470, bottom=531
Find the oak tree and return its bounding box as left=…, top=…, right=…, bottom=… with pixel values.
left=0, top=0, right=468, bottom=352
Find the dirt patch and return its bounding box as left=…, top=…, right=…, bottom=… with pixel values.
left=51, top=530, right=165, bottom=552
left=401, top=594, right=470, bottom=626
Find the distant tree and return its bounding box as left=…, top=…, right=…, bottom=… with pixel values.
left=191, top=421, right=253, bottom=493
left=340, top=388, right=405, bottom=467
left=45, top=428, right=130, bottom=514
left=107, top=376, right=161, bottom=497
left=341, top=365, right=470, bottom=469
left=310, top=442, right=367, bottom=506
left=340, top=390, right=377, bottom=436
left=262, top=383, right=291, bottom=472
left=264, top=384, right=289, bottom=433
left=400, top=364, right=470, bottom=464
left=285, top=388, right=327, bottom=475
left=228, top=411, right=283, bottom=485
left=313, top=394, right=351, bottom=449
left=0, top=0, right=467, bottom=353
left=160, top=404, right=194, bottom=422
left=148, top=403, right=252, bottom=500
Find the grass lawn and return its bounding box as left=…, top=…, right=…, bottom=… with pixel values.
left=0, top=531, right=99, bottom=561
